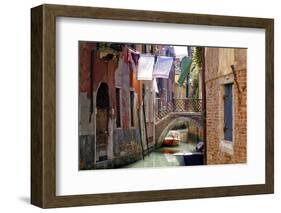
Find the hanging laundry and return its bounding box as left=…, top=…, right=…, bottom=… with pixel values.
left=128, top=48, right=140, bottom=73
left=137, top=55, right=155, bottom=80
left=153, top=56, right=174, bottom=79
left=131, top=51, right=140, bottom=65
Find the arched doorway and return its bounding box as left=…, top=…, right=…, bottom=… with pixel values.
left=96, top=82, right=110, bottom=162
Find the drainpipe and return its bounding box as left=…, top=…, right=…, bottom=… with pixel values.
left=142, top=85, right=149, bottom=155
left=201, top=48, right=207, bottom=165
left=138, top=108, right=145, bottom=160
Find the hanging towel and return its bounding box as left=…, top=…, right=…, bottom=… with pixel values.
left=137, top=55, right=155, bottom=80
left=153, top=56, right=174, bottom=79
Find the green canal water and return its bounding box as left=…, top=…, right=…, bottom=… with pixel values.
left=124, top=129, right=197, bottom=168
left=124, top=142, right=196, bottom=168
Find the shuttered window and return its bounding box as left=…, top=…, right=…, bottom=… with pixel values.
left=224, top=84, right=233, bottom=141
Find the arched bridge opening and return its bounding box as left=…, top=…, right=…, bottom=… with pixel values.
left=155, top=113, right=204, bottom=148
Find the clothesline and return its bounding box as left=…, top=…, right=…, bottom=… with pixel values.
left=136, top=54, right=174, bottom=81
left=124, top=47, right=190, bottom=94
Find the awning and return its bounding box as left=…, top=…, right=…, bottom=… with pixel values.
left=153, top=56, right=174, bottom=79
left=137, top=55, right=155, bottom=80
left=178, top=56, right=192, bottom=86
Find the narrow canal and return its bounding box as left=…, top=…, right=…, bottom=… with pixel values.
left=123, top=129, right=201, bottom=168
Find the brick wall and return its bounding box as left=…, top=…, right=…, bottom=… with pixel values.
left=205, top=48, right=247, bottom=164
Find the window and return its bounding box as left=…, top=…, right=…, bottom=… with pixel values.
left=130, top=91, right=135, bottom=127
left=115, top=88, right=121, bottom=128
left=223, top=84, right=233, bottom=141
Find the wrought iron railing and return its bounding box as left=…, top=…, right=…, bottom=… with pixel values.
left=156, top=98, right=202, bottom=121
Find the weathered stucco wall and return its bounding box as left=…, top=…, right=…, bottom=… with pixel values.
left=79, top=42, right=96, bottom=169
left=79, top=42, right=143, bottom=169
left=205, top=48, right=247, bottom=164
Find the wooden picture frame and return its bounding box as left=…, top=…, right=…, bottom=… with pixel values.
left=31, top=4, right=274, bottom=208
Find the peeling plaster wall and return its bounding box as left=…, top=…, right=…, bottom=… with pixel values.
left=79, top=42, right=96, bottom=170
left=79, top=42, right=143, bottom=169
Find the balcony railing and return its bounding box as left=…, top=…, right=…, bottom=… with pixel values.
left=156, top=98, right=202, bottom=121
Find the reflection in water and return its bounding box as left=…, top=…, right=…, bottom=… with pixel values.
left=124, top=131, right=197, bottom=168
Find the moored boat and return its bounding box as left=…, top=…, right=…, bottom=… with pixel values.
left=162, top=130, right=181, bottom=146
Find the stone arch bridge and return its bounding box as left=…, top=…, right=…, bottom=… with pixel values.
left=155, top=98, right=204, bottom=147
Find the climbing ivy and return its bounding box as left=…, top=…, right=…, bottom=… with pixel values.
left=189, top=47, right=203, bottom=99
left=193, top=47, right=203, bottom=69
left=97, top=43, right=120, bottom=63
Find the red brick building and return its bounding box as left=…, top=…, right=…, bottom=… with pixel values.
left=204, top=48, right=247, bottom=164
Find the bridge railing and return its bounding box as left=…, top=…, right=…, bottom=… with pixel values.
left=155, top=98, right=202, bottom=121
